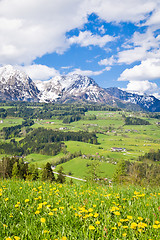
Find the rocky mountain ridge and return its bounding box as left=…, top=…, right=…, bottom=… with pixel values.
left=0, top=65, right=159, bottom=112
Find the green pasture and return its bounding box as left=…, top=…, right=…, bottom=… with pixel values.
left=0, top=117, right=23, bottom=130
left=54, top=157, right=116, bottom=179
left=0, top=110, right=160, bottom=179
left=24, top=153, right=65, bottom=167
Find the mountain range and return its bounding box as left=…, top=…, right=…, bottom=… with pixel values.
left=0, top=65, right=159, bottom=112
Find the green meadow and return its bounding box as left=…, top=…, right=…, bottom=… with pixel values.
left=0, top=110, right=160, bottom=179
left=0, top=179, right=160, bottom=240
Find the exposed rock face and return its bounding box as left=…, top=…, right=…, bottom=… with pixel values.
left=0, top=65, right=39, bottom=101
left=105, top=87, right=160, bottom=112
left=36, top=74, right=115, bottom=105
left=0, top=65, right=160, bottom=112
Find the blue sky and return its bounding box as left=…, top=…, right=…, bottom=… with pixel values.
left=0, top=0, right=160, bottom=98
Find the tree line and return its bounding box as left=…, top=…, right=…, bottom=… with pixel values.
left=0, top=156, right=65, bottom=183
left=2, top=120, right=34, bottom=139
left=138, top=149, right=160, bottom=162
left=113, top=160, right=160, bottom=186
left=0, top=128, right=98, bottom=156
left=124, top=116, right=150, bottom=125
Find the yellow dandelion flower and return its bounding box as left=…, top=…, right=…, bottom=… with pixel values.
left=118, top=222, right=122, bottom=227
left=14, top=237, right=20, bottom=240
left=130, top=222, right=137, bottom=229
left=25, top=199, right=29, bottom=203
left=127, top=215, right=133, bottom=220
left=138, top=222, right=147, bottom=228
left=114, top=211, right=120, bottom=216
left=94, top=213, right=99, bottom=218
left=52, top=208, right=57, bottom=211
left=89, top=213, right=93, bottom=217
left=122, top=226, right=128, bottom=229
left=62, top=237, right=67, bottom=240
left=155, top=221, right=160, bottom=224
left=35, top=210, right=40, bottom=215
left=88, top=208, right=93, bottom=212
left=15, top=204, right=19, bottom=208
left=48, top=212, right=53, bottom=216
left=6, top=238, right=12, bottom=240
left=122, top=233, right=127, bottom=237
left=5, top=198, right=8, bottom=201
left=153, top=225, right=159, bottom=229
left=95, top=221, right=100, bottom=225
left=40, top=218, right=46, bottom=223
left=112, top=227, right=117, bottom=230
left=89, top=225, right=95, bottom=230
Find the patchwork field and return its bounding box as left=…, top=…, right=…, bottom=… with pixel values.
left=0, top=109, right=160, bottom=179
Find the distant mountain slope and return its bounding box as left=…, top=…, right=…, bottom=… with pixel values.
left=36, top=74, right=116, bottom=105
left=0, top=65, right=159, bottom=112
left=0, top=65, right=39, bottom=101
left=105, top=87, right=160, bottom=112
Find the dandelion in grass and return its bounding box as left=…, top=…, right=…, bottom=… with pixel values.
left=25, top=199, right=29, bottom=203
left=40, top=218, right=46, bottom=223
left=95, top=220, right=100, bottom=225
left=48, top=212, right=53, bottom=216
left=89, top=225, right=95, bottom=230
left=14, top=237, right=20, bottom=240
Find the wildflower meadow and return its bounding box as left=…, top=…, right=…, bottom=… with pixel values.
left=0, top=180, right=160, bottom=240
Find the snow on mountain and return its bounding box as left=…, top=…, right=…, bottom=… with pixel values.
left=36, top=74, right=114, bottom=104
left=105, top=87, right=160, bottom=112
left=0, top=65, right=159, bottom=112
left=0, top=65, right=39, bottom=101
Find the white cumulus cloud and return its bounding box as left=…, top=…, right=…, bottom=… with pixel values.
left=18, top=64, right=60, bottom=81
left=68, top=66, right=110, bottom=76
left=125, top=80, right=160, bottom=99
left=118, top=58, right=160, bottom=81
left=68, top=31, right=114, bottom=48
left=0, top=0, right=159, bottom=65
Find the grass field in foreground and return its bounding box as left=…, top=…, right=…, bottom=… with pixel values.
left=0, top=179, right=160, bottom=240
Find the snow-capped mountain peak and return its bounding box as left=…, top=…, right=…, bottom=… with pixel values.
left=0, top=65, right=39, bottom=101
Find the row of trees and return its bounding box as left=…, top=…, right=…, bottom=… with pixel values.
left=0, top=156, right=65, bottom=183
left=138, top=149, right=160, bottom=162
left=113, top=160, right=160, bottom=186
left=0, top=128, right=98, bottom=156
left=124, top=117, right=150, bottom=125
left=2, top=120, right=34, bottom=139
left=0, top=102, right=122, bottom=121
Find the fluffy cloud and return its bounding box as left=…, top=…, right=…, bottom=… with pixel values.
left=118, top=29, right=160, bottom=64
left=0, top=0, right=159, bottom=65
left=68, top=66, right=110, bottom=76
left=68, top=31, right=114, bottom=48
left=18, top=64, right=59, bottom=81
left=125, top=80, right=160, bottom=98
left=98, top=56, right=116, bottom=66
left=118, top=58, right=160, bottom=81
